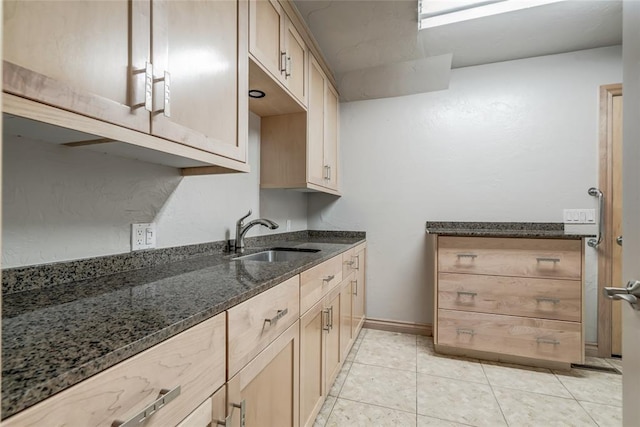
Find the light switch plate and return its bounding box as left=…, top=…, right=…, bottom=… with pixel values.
left=131, top=223, right=157, bottom=251
left=563, top=209, right=596, bottom=224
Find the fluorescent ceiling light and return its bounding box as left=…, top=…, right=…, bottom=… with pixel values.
left=419, top=0, right=567, bottom=29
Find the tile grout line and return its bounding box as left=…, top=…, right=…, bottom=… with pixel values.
left=480, top=363, right=510, bottom=427
left=576, top=400, right=606, bottom=427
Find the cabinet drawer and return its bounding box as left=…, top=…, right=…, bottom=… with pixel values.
left=228, top=275, right=300, bottom=377
left=4, top=314, right=226, bottom=427
left=438, top=273, right=581, bottom=322
left=300, top=255, right=343, bottom=314
left=438, top=237, right=582, bottom=280
left=437, top=309, right=582, bottom=364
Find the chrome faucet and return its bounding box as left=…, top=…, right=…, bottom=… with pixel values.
left=235, top=209, right=279, bottom=253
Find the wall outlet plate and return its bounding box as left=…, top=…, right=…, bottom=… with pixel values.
left=131, top=223, right=157, bottom=251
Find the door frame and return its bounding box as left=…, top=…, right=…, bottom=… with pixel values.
left=596, top=83, right=623, bottom=357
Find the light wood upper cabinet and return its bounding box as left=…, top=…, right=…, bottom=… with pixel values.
left=3, top=0, right=249, bottom=171
left=3, top=0, right=150, bottom=133
left=248, top=0, right=306, bottom=106
left=151, top=0, right=247, bottom=162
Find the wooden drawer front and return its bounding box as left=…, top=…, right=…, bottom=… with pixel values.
left=300, top=255, right=343, bottom=314
left=438, top=273, right=582, bottom=322
left=4, top=314, right=226, bottom=427
left=437, top=309, right=582, bottom=364
left=228, top=275, right=300, bottom=377
left=438, top=237, right=582, bottom=280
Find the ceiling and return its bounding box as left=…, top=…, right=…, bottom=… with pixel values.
left=293, top=0, right=622, bottom=100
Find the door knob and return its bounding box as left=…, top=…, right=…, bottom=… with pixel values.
left=616, top=235, right=623, bottom=246
left=604, top=280, right=640, bottom=310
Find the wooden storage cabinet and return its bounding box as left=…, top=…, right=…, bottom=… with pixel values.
left=434, top=236, right=584, bottom=366
left=3, top=0, right=248, bottom=168
left=3, top=314, right=226, bottom=427
left=177, top=385, right=226, bottom=427
left=227, top=321, right=300, bottom=427
left=300, top=254, right=343, bottom=314
left=351, top=243, right=367, bottom=337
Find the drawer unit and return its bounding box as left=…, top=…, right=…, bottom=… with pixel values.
left=437, top=309, right=582, bottom=364
left=300, top=255, right=343, bottom=314
left=228, top=275, right=300, bottom=378
left=438, top=273, right=581, bottom=322
left=4, top=314, right=226, bottom=427
left=438, top=236, right=582, bottom=280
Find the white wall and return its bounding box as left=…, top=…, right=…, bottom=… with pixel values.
left=2, top=113, right=308, bottom=268
left=308, top=46, right=622, bottom=341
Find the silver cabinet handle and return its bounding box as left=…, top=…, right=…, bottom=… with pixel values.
left=352, top=279, right=358, bottom=296
left=113, top=386, right=180, bottom=427
left=280, top=51, right=287, bottom=73
left=285, top=55, right=292, bottom=77
left=231, top=401, right=246, bottom=427
left=456, top=253, right=477, bottom=259
left=536, top=297, right=560, bottom=304
left=456, top=328, right=475, bottom=336
left=153, top=71, right=171, bottom=117
left=328, top=306, right=334, bottom=330
left=354, top=255, right=360, bottom=271
left=588, top=187, right=604, bottom=248
left=264, top=308, right=288, bottom=325
left=604, top=280, right=640, bottom=310
left=322, top=308, right=330, bottom=331
left=131, top=61, right=153, bottom=112
left=323, top=165, right=330, bottom=180
left=456, top=291, right=477, bottom=297
left=536, top=257, right=560, bottom=263
left=323, top=275, right=335, bottom=283
left=216, top=400, right=245, bottom=427
left=344, top=259, right=355, bottom=267
left=536, top=337, right=560, bottom=345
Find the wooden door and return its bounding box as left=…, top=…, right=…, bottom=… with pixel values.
left=612, top=94, right=624, bottom=356
left=325, top=290, right=342, bottom=387
left=248, top=0, right=283, bottom=79
left=283, top=17, right=306, bottom=105
left=227, top=321, right=300, bottom=427
left=299, top=300, right=325, bottom=427
left=352, top=247, right=366, bottom=337
left=323, top=83, right=339, bottom=190
left=340, top=279, right=353, bottom=360
left=3, top=0, right=150, bottom=132
left=151, top=0, right=247, bottom=162
left=307, top=55, right=326, bottom=187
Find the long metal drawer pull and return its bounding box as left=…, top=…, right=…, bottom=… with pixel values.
left=536, top=337, right=560, bottom=345
left=322, top=309, right=331, bottom=331
left=536, top=257, right=560, bottom=263
left=131, top=61, right=153, bottom=112
left=152, top=71, right=171, bottom=117
left=280, top=51, right=287, bottom=72
left=112, top=386, right=180, bottom=427
left=456, top=328, right=475, bottom=336
left=457, top=291, right=477, bottom=297
left=536, top=297, right=560, bottom=304
left=353, top=279, right=358, bottom=296
left=329, top=306, right=334, bottom=330
left=217, top=401, right=246, bottom=427
left=285, top=55, right=292, bottom=77
left=323, top=275, right=335, bottom=282
left=264, top=308, right=288, bottom=325
left=456, top=253, right=477, bottom=259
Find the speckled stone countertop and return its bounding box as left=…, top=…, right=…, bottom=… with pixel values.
left=425, top=222, right=588, bottom=239
left=1, top=231, right=365, bottom=419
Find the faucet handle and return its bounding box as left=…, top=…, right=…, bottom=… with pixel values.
left=238, top=209, right=252, bottom=225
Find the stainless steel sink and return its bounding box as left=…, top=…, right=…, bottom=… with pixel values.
left=234, top=247, right=320, bottom=262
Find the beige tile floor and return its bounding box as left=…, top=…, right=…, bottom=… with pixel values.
left=314, top=328, right=622, bottom=427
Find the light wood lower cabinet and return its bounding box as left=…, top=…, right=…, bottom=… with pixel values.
left=177, top=386, right=226, bottom=427
left=3, top=314, right=226, bottom=427
left=352, top=244, right=367, bottom=338
left=227, top=321, right=300, bottom=427
left=434, top=236, right=584, bottom=366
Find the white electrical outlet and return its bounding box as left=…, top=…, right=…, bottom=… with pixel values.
left=286, top=219, right=292, bottom=231
left=131, top=223, right=157, bottom=251
left=563, top=209, right=596, bottom=224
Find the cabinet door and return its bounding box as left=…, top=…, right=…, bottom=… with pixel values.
left=248, top=0, right=284, bottom=79
left=352, top=247, right=366, bottom=337
left=325, top=291, right=342, bottom=387
left=307, top=56, right=326, bottom=186
left=324, top=83, right=339, bottom=190
left=340, top=279, right=353, bottom=361
left=299, top=300, right=326, bottom=427
left=151, top=0, right=247, bottom=162
left=227, top=321, right=300, bottom=427
left=177, top=386, right=226, bottom=427
left=3, top=0, right=150, bottom=133
left=283, top=17, right=307, bottom=105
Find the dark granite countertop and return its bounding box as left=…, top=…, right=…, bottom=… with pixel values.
left=1, top=231, right=365, bottom=419
left=425, top=222, right=590, bottom=239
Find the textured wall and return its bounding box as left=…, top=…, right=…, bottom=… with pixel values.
left=308, top=46, right=622, bottom=341
left=2, top=113, right=308, bottom=268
